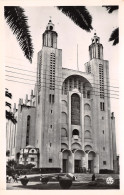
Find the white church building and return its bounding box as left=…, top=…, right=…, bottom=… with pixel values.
left=7, top=20, right=117, bottom=173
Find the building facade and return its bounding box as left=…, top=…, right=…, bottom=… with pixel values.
left=13, top=20, right=117, bottom=173
left=6, top=89, right=18, bottom=160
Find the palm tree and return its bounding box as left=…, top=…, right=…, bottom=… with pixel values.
left=57, top=6, right=93, bottom=32
left=103, top=6, right=118, bottom=13
left=5, top=88, right=12, bottom=121
left=103, top=6, right=119, bottom=45
left=5, top=89, right=17, bottom=124
left=4, top=6, right=34, bottom=63
left=5, top=5, right=118, bottom=64
left=109, top=27, right=119, bottom=46
left=4, top=6, right=93, bottom=63
left=7, top=159, right=17, bottom=169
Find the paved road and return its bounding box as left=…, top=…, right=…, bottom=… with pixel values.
left=6, top=180, right=119, bottom=190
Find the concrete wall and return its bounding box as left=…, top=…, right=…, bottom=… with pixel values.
left=15, top=105, right=36, bottom=158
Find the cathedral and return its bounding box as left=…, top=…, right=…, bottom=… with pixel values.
left=7, top=20, right=117, bottom=173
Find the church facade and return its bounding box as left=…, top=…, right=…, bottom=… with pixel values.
left=13, top=20, right=117, bottom=173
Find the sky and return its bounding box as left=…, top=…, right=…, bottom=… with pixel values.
left=4, top=6, right=119, bottom=153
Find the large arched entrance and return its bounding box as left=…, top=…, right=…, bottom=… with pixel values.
left=88, top=151, right=96, bottom=173
left=62, top=149, right=72, bottom=173
left=74, top=149, right=85, bottom=173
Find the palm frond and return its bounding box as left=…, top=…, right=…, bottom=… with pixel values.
left=5, top=90, right=12, bottom=98
left=4, top=6, right=34, bottom=63
left=57, top=6, right=93, bottom=32
left=103, top=6, right=119, bottom=13
left=109, top=27, right=119, bottom=45
left=6, top=110, right=17, bottom=124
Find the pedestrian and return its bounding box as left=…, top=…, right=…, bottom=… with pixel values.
left=92, top=173, right=95, bottom=181
left=6, top=175, right=9, bottom=183
left=12, top=174, right=15, bottom=182
left=14, top=174, right=18, bottom=182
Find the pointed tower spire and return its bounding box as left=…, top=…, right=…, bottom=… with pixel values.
left=89, top=33, right=103, bottom=60
left=42, top=19, right=58, bottom=48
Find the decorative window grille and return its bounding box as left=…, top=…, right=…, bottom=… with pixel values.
left=99, top=64, right=104, bottom=98
left=50, top=53, right=56, bottom=90
left=98, top=45, right=100, bottom=59
left=71, top=94, right=80, bottom=125
left=38, top=54, right=42, bottom=91
left=100, top=102, right=105, bottom=111
left=62, top=77, right=91, bottom=97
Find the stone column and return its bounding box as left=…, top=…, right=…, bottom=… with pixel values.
left=72, top=78, right=74, bottom=90
left=80, top=81, right=82, bottom=94
left=81, top=94, right=84, bottom=150
left=68, top=153, right=74, bottom=173
left=72, top=153, right=74, bottom=173
left=76, top=79, right=78, bottom=89
left=68, top=92, right=71, bottom=149
left=94, top=153, right=99, bottom=173
left=85, top=153, right=88, bottom=171
left=82, top=156, right=86, bottom=168
left=59, top=152, right=63, bottom=172
left=67, top=79, right=69, bottom=92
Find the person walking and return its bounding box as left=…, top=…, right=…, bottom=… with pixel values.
left=92, top=174, right=96, bottom=181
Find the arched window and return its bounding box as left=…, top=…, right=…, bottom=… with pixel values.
left=61, top=143, right=68, bottom=150
left=72, top=129, right=79, bottom=139
left=71, top=94, right=80, bottom=125
left=84, top=145, right=92, bottom=153
left=71, top=143, right=81, bottom=150
left=84, top=104, right=91, bottom=111
left=26, top=115, right=30, bottom=146
left=61, top=128, right=67, bottom=137
left=84, top=130, right=91, bottom=139
left=61, top=112, right=67, bottom=124
left=87, top=91, right=90, bottom=99
left=84, top=115, right=91, bottom=127
left=62, top=100, right=67, bottom=107
left=72, top=129, right=79, bottom=136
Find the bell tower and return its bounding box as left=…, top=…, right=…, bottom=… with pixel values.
left=89, top=33, right=103, bottom=60
left=42, top=19, right=58, bottom=48
left=35, top=20, right=62, bottom=168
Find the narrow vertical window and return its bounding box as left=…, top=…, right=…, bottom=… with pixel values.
left=103, top=102, right=105, bottom=111
left=87, top=91, right=90, bottom=99
left=38, top=95, right=40, bottom=104
left=26, top=115, right=30, bottom=146
left=100, top=102, right=105, bottom=111
left=52, top=95, right=54, bottom=103
left=49, top=94, right=51, bottom=103
left=99, top=64, right=104, bottom=98
left=50, top=53, right=56, bottom=90
left=103, top=147, right=105, bottom=151
left=71, top=93, right=80, bottom=125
